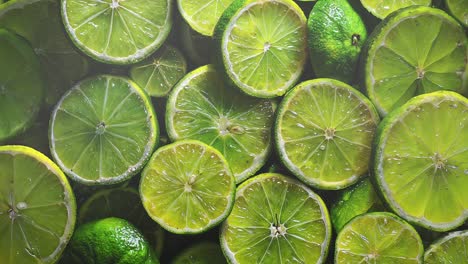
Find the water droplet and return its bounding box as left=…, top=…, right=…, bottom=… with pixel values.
left=319, top=145, right=326, bottom=151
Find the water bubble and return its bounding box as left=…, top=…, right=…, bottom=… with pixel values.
left=319, top=145, right=326, bottom=151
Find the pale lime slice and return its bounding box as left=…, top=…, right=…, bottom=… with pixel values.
left=424, top=230, right=468, bottom=263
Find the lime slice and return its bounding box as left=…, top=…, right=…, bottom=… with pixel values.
left=221, top=173, right=331, bottom=263
left=362, top=6, right=467, bottom=116
left=178, top=0, right=234, bottom=36
left=49, top=75, right=158, bottom=185
left=0, top=0, right=89, bottom=106
left=129, top=45, right=187, bottom=98
left=172, top=242, right=227, bottom=264
left=166, top=65, right=275, bottom=183
left=374, top=91, right=468, bottom=231
left=140, top=140, right=235, bottom=234
left=330, top=178, right=384, bottom=232
left=275, top=78, right=380, bottom=190
left=0, top=29, right=44, bottom=142
left=335, top=212, right=424, bottom=263
left=179, top=20, right=214, bottom=65
left=360, top=0, right=431, bottom=19
left=424, top=230, right=468, bottom=263
left=61, top=0, right=172, bottom=64
left=0, top=145, right=76, bottom=263
left=446, top=0, right=468, bottom=27
left=78, top=187, right=164, bottom=256
left=214, top=0, right=308, bottom=98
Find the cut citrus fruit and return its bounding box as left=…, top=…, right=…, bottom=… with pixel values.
left=140, top=140, right=235, bottom=234
left=307, top=0, right=367, bottom=84
left=445, top=0, right=468, bottom=27
left=130, top=45, right=187, bottom=98
left=214, top=0, right=307, bottom=98
left=275, top=78, right=380, bottom=190
left=362, top=6, right=467, bottom=116
left=178, top=0, right=234, bottom=36
left=166, top=65, right=275, bottom=183
left=49, top=75, right=158, bottom=185
left=179, top=20, right=214, bottom=65
left=424, top=230, right=468, bottom=263
left=78, top=187, right=164, bottom=256
left=221, top=173, right=331, bottom=263
left=360, top=0, right=431, bottom=19
left=0, top=145, right=76, bottom=263
left=374, top=91, right=468, bottom=231
left=0, top=0, right=89, bottom=106
left=335, top=212, right=423, bottom=263
left=0, top=28, right=44, bottom=142
left=330, top=178, right=384, bottom=232
left=61, top=0, right=172, bottom=64
left=172, top=242, right=227, bottom=264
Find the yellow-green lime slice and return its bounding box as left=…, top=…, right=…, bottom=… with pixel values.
left=424, top=230, right=468, bottom=263
left=360, top=0, right=431, bottom=19
left=445, top=0, right=468, bottom=27
left=0, top=145, right=76, bottom=264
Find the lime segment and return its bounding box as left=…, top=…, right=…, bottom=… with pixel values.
left=374, top=91, right=468, bottom=231
left=221, top=173, right=331, bottom=263
left=166, top=65, right=275, bottom=183
left=335, top=212, right=423, bottom=263
left=61, top=0, right=172, bottom=64
left=362, top=6, right=467, bottom=116
left=424, top=230, right=468, bottom=263
left=0, top=29, right=44, bottom=142
left=0, top=145, right=76, bottom=264
left=49, top=75, right=158, bottom=185
left=140, top=140, right=235, bottom=234
left=360, top=0, right=431, bottom=19
left=178, top=0, right=234, bottom=36
left=275, top=79, right=380, bottom=190
left=216, top=0, right=307, bottom=97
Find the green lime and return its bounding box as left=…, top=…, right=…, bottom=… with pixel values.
left=0, top=145, right=76, bottom=263
left=307, top=0, right=367, bottom=84
left=166, top=65, right=275, bottom=183
left=360, top=0, right=431, bottom=19
left=214, top=0, right=308, bottom=98
left=374, top=91, right=468, bottom=231
left=179, top=20, right=214, bottom=65
left=424, top=230, right=468, bottom=263
left=335, top=212, right=424, bottom=263
left=62, top=217, right=159, bottom=264
left=49, top=75, right=158, bottom=185
left=140, top=140, right=235, bottom=234
left=361, top=6, right=467, bottom=116
left=446, top=0, right=468, bottom=27
left=330, top=178, right=384, bottom=232
left=0, top=29, right=44, bottom=142
left=275, top=78, right=380, bottom=190
left=78, top=187, right=164, bottom=256
left=0, top=0, right=89, bottom=106
left=129, top=45, right=187, bottom=98
left=172, top=242, right=227, bottom=264
left=61, top=0, right=172, bottom=64
left=221, top=173, right=331, bottom=263
left=178, top=0, right=234, bottom=36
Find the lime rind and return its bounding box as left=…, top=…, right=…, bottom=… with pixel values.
left=424, top=230, right=468, bottom=263
left=0, top=145, right=76, bottom=263
left=373, top=91, right=468, bottom=231
left=49, top=75, right=158, bottom=185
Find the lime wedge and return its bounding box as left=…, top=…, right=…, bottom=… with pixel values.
left=221, top=173, right=331, bottom=263
left=275, top=78, right=380, bottom=190
left=362, top=6, right=467, bottom=116
left=360, top=0, right=431, bottom=19
left=0, top=28, right=44, bottom=142
left=0, top=0, right=89, bottom=106
left=78, top=187, right=164, bottom=256
left=0, top=145, right=76, bottom=263
left=424, top=230, right=468, bottom=263
left=61, top=0, right=172, bottom=64
left=374, top=91, right=468, bottom=231
left=178, top=0, right=234, bottom=36
left=214, top=0, right=307, bottom=98
left=140, top=140, right=235, bottom=234
left=129, top=45, right=187, bottom=98
left=172, top=242, right=227, bottom=264
left=446, top=0, right=468, bottom=27
left=335, top=212, right=424, bottom=263
left=49, top=75, right=158, bottom=185
left=330, top=178, right=384, bottom=232
left=166, top=65, right=275, bottom=183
